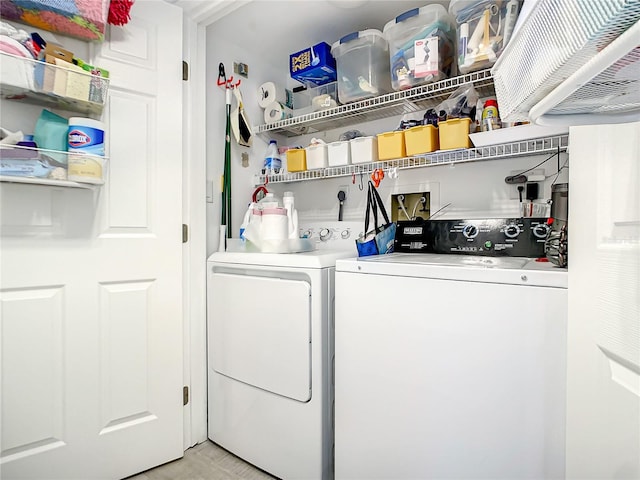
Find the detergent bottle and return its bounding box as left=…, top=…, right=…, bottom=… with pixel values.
left=262, top=140, right=281, bottom=174
left=239, top=202, right=257, bottom=241
left=283, top=191, right=299, bottom=240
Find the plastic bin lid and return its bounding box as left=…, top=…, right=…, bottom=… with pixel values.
left=350, top=135, right=376, bottom=141
left=383, top=4, right=448, bottom=33
left=331, top=29, right=385, bottom=53
left=448, top=0, right=490, bottom=16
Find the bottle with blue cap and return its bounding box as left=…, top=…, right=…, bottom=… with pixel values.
left=262, top=140, right=281, bottom=174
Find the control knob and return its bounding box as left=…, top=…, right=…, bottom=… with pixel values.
left=504, top=224, right=521, bottom=239
left=340, top=229, right=351, bottom=240
left=319, top=228, right=332, bottom=242
left=462, top=224, right=479, bottom=239
left=533, top=224, right=550, bottom=239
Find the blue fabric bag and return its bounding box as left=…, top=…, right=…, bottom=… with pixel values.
left=356, top=181, right=397, bottom=257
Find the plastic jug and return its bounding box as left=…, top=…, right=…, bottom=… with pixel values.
left=262, top=140, right=281, bottom=174
left=240, top=202, right=260, bottom=241
left=257, top=192, right=280, bottom=209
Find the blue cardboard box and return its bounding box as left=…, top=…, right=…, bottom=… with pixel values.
left=289, top=42, right=337, bottom=86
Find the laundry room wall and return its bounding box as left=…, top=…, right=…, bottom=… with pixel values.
left=204, top=2, right=569, bottom=253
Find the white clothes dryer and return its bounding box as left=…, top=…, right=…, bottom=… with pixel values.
left=207, top=222, right=361, bottom=480
left=334, top=253, right=568, bottom=480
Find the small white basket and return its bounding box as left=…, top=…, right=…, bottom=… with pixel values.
left=350, top=136, right=378, bottom=164
left=327, top=141, right=351, bottom=166
left=305, top=143, right=328, bottom=169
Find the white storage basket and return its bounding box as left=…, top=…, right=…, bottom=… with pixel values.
left=327, top=141, right=351, bottom=166
left=305, top=143, right=328, bottom=169
left=350, top=136, right=378, bottom=164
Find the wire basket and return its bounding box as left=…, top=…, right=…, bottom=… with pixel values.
left=491, top=0, right=640, bottom=122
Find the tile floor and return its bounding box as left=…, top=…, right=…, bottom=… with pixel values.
left=127, top=441, right=277, bottom=480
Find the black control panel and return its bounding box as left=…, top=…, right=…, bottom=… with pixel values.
left=395, top=218, right=551, bottom=257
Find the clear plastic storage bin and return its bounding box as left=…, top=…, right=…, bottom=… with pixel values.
left=449, top=0, right=522, bottom=74
left=331, top=29, right=392, bottom=103
left=383, top=5, right=456, bottom=91
left=350, top=136, right=379, bottom=164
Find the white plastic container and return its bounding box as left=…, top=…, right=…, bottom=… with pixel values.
left=331, top=29, right=392, bottom=103
left=305, top=143, right=328, bottom=169
left=327, top=141, right=351, bottom=166
left=67, top=154, right=106, bottom=184
left=383, top=5, right=456, bottom=91
left=67, top=117, right=105, bottom=156
left=262, top=140, right=281, bottom=174
left=449, top=0, right=522, bottom=74
left=350, top=136, right=378, bottom=164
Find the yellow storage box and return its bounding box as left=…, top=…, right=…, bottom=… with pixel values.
left=438, top=118, right=472, bottom=150
left=377, top=131, right=406, bottom=160
left=404, top=125, right=439, bottom=155
left=286, top=148, right=307, bottom=172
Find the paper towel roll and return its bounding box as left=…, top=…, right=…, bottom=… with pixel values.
left=258, top=82, right=291, bottom=109
left=263, top=102, right=292, bottom=124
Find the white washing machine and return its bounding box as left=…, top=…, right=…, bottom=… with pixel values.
left=207, top=221, right=361, bottom=480
left=334, top=253, right=568, bottom=480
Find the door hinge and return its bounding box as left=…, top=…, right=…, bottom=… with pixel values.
left=182, top=224, right=188, bottom=243
left=183, top=386, right=189, bottom=405
left=182, top=61, right=189, bottom=81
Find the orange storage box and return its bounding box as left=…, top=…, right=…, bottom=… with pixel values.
left=438, top=118, right=472, bottom=150
left=286, top=148, right=307, bottom=172
left=376, top=131, right=406, bottom=160
left=404, top=125, right=439, bottom=155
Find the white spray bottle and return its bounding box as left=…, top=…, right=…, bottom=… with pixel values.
left=283, top=191, right=299, bottom=240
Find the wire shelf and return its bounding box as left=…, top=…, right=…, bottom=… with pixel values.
left=253, top=135, right=569, bottom=186
left=0, top=175, right=97, bottom=189
left=255, top=70, right=496, bottom=137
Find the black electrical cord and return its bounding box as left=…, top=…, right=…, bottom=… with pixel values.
left=429, top=202, right=452, bottom=220
left=548, top=158, right=569, bottom=185
left=505, top=150, right=562, bottom=183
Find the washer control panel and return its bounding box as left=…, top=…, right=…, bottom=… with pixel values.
left=426, top=218, right=551, bottom=257
left=299, top=221, right=363, bottom=251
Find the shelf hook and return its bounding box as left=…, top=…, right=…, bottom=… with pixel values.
left=217, top=62, right=227, bottom=87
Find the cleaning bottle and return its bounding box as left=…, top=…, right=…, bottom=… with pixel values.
left=481, top=99, right=501, bottom=132
left=262, top=140, right=281, bottom=174
left=239, top=202, right=255, bottom=241
left=283, top=191, right=299, bottom=239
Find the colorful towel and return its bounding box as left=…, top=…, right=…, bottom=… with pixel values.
left=0, top=0, right=109, bottom=41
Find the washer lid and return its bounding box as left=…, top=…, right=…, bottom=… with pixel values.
left=336, top=253, right=567, bottom=288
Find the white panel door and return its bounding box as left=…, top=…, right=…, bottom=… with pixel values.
left=0, top=1, right=184, bottom=478
left=566, top=123, right=640, bottom=479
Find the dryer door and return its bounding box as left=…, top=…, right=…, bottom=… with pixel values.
left=210, top=272, right=311, bottom=402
